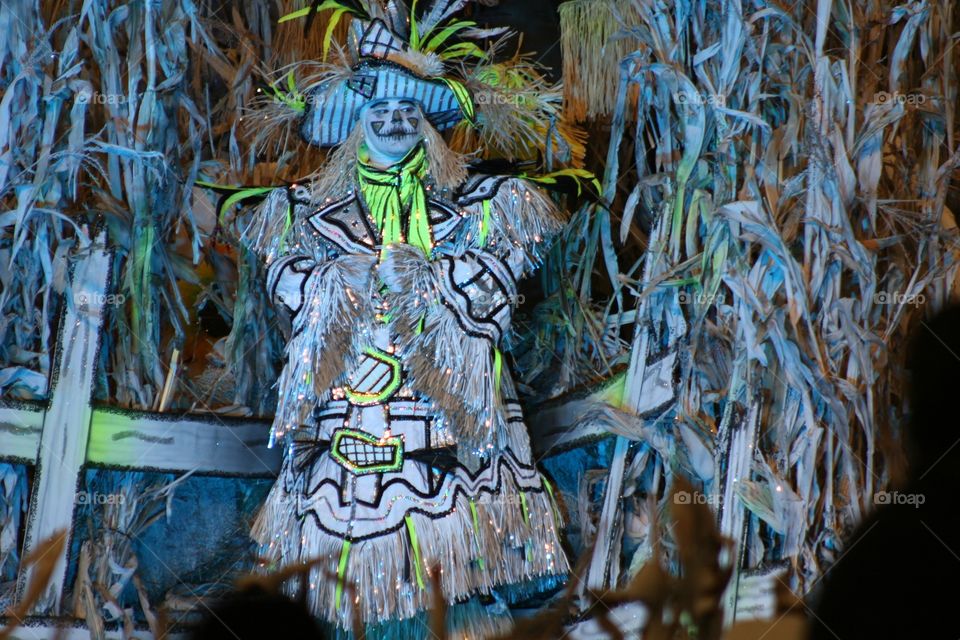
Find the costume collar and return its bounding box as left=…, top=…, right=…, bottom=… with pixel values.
left=356, top=143, right=433, bottom=260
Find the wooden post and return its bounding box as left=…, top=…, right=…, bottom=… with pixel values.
left=16, top=234, right=111, bottom=614
left=716, top=398, right=761, bottom=625
left=584, top=62, right=640, bottom=593
left=585, top=207, right=681, bottom=590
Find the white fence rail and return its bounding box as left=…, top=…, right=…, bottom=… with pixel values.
left=0, top=237, right=279, bottom=637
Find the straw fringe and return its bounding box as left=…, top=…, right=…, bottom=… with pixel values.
left=379, top=244, right=502, bottom=449
left=447, top=54, right=587, bottom=166
left=422, top=122, right=468, bottom=190
left=297, top=122, right=467, bottom=200
left=558, top=0, right=641, bottom=121
left=388, top=48, right=446, bottom=78
left=270, top=254, right=379, bottom=441
left=466, top=178, right=566, bottom=274
left=404, top=305, right=504, bottom=449
left=303, top=125, right=367, bottom=198
left=376, top=180, right=563, bottom=448
left=253, top=470, right=566, bottom=628
left=241, top=56, right=354, bottom=166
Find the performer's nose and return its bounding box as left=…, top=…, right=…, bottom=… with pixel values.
left=391, top=109, right=403, bottom=123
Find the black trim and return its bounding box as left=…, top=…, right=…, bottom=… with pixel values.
left=438, top=257, right=509, bottom=337
left=320, top=200, right=377, bottom=249
left=454, top=174, right=510, bottom=206
left=268, top=255, right=315, bottom=316
left=298, top=449, right=549, bottom=543
left=436, top=293, right=499, bottom=343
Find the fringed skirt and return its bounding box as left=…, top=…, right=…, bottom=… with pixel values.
left=252, top=393, right=568, bottom=637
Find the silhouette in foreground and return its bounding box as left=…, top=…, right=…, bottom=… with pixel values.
left=189, top=585, right=325, bottom=640
left=809, top=304, right=960, bottom=640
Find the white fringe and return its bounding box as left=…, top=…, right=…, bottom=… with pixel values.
left=458, top=178, right=565, bottom=277
left=253, top=471, right=567, bottom=629
left=378, top=244, right=501, bottom=450
left=270, top=254, right=379, bottom=441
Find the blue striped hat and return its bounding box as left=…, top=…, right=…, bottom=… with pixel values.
left=300, top=59, right=465, bottom=147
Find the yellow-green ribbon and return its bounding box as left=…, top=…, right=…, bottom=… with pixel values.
left=469, top=498, right=486, bottom=569
left=357, top=143, right=433, bottom=261
left=404, top=515, right=427, bottom=590
left=334, top=540, right=351, bottom=609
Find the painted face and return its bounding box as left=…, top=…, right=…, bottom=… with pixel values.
left=360, top=98, right=424, bottom=165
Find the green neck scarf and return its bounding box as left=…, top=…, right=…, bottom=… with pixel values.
left=357, top=143, right=433, bottom=261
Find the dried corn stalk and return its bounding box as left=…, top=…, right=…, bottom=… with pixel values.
left=556, top=0, right=960, bottom=607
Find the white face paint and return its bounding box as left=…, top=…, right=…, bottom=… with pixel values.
left=360, top=98, right=425, bottom=166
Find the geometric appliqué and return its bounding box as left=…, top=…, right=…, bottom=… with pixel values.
left=330, top=428, right=404, bottom=475
left=344, top=347, right=403, bottom=405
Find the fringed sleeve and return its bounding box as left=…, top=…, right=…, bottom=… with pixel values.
left=269, top=252, right=378, bottom=443
left=378, top=177, right=564, bottom=450
left=242, top=184, right=324, bottom=264
left=241, top=184, right=380, bottom=443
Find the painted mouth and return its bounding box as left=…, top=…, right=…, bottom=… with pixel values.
left=375, top=128, right=418, bottom=142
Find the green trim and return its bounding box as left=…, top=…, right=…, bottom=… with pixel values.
left=441, top=77, right=476, bottom=124
left=493, top=347, right=503, bottom=396
left=478, top=198, right=492, bottom=247
left=415, top=314, right=426, bottom=335
left=267, top=71, right=306, bottom=112
left=357, top=144, right=433, bottom=260
left=424, top=20, right=476, bottom=54
left=409, top=0, right=422, bottom=50
left=330, top=428, right=405, bottom=475
left=405, top=516, right=426, bottom=590
left=278, top=0, right=350, bottom=23
left=519, top=490, right=530, bottom=525
left=279, top=203, right=293, bottom=253
left=344, top=348, right=403, bottom=405
left=543, top=477, right=562, bottom=524
left=469, top=498, right=486, bottom=570
left=335, top=540, right=351, bottom=609
left=520, top=168, right=601, bottom=197
left=215, top=186, right=274, bottom=221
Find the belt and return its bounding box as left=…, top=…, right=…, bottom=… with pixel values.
left=292, top=428, right=458, bottom=476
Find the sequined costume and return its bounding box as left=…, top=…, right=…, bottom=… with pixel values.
left=241, top=2, right=574, bottom=636
left=248, top=166, right=569, bottom=636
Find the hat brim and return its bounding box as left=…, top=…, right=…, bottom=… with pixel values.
left=300, top=60, right=464, bottom=147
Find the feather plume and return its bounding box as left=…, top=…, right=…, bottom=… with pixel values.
left=417, top=0, right=470, bottom=38
left=448, top=54, right=587, bottom=166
